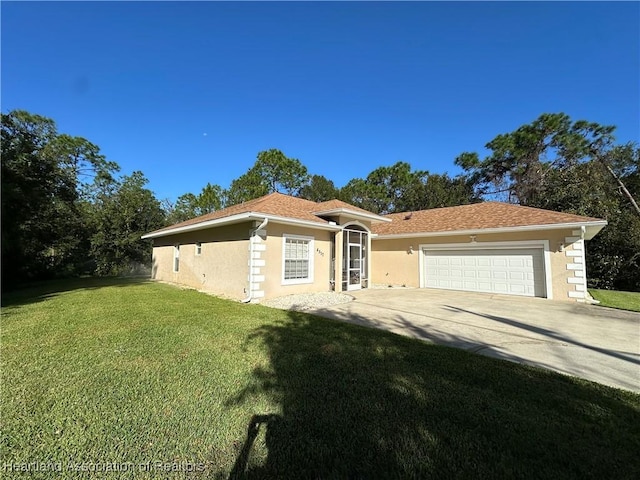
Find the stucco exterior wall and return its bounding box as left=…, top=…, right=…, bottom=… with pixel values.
left=151, top=223, right=251, bottom=300
left=260, top=223, right=334, bottom=298
left=371, top=228, right=589, bottom=302
left=151, top=221, right=335, bottom=301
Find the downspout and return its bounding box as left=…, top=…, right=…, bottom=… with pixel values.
left=241, top=217, right=269, bottom=303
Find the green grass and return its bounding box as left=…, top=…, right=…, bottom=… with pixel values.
left=590, top=289, right=640, bottom=312
left=2, top=278, right=639, bottom=479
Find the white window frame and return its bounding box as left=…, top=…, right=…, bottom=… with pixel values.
left=281, top=234, right=314, bottom=285
left=195, top=242, right=202, bottom=256
left=173, top=244, right=180, bottom=272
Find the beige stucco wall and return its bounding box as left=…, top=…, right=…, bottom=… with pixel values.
left=260, top=223, right=334, bottom=298
left=151, top=221, right=335, bottom=301
left=371, top=228, right=590, bottom=302
left=151, top=223, right=251, bottom=300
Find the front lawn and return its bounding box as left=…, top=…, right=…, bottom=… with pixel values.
left=2, top=278, right=639, bottom=479
left=590, top=288, right=640, bottom=312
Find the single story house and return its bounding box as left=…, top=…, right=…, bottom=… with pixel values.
left=142, top=192, right=607, bottom=303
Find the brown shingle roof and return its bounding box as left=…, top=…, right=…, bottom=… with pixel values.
left=148, top=192, right=330, bottom=236
left=372, top=202, right=604, bottom=236
left=146, top=194, right=605, bottom=239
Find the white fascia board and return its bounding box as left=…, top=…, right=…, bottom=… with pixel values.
left=313, top=208, right=392, bottom=223
left=141, top=212, right=340, bottom=239
left=372, top=220, right=608, bottom=241
left=264, top=214, right=341, bottom=231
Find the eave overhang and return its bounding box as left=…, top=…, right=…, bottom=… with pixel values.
left=141, top=212, right=341, bottom=240
left=372, top=220, right=608, bottom=241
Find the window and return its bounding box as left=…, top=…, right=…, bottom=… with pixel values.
left=173, top=245, right=180, bottom=272
left=282, top=234, right=314, bottom=284
left=195, top=242, right=202, bottom=256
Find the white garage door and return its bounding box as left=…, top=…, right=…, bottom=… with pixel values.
left=422, top=248, right=546, bottom=297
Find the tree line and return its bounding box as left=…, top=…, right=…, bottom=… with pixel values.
left=2, top=110, right=638, bottom=292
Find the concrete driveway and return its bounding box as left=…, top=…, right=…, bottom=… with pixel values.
left=308, top=288, right=640, bottom=392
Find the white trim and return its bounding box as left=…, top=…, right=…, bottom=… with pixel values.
left=142, top=212, right=341, bottom=239
left=568, top=291, right=585, bottom=299
left=567, top=263, right=584, bottom=271
left=565, top=250, right=582, bottom=257
left=567, top=277, right=583, bottom=284
left=341, top=221, right=372, bottom=233
left=281, top=234, right=315, bottom=285
left=313, top=208, right=391, bottom=223
left=342, top=226, right=369, bottom=290
left=418, top=240, right=552, bottom=299
left=373, top=220, right=607, bottom=240
left=173, top=244, right=180, bottom=273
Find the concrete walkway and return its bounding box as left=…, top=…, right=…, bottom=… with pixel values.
left=308, top=288, right=640, bottom=392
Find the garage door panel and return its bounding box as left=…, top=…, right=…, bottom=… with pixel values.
left=494, top=283, right=508, bottom=293
left=493, top=271, right=507, bottom=280
left=493, top=258, right=507, bottom=267
left=509, top=258, right=526, bottom=268
left=423, top=248, right=546, bottom=298
left=510, top=271, right=525, bottom=281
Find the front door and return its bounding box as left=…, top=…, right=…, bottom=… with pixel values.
left=348, top=243, right=362, bottom=290
left=343, top=228, right=367, bottom=291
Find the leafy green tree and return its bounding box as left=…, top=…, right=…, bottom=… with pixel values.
left=90, top=171, right=165, bottom=275
left=340, top=162, right=425, bottom=214
left=226, top=149, right=309, bottom=205
left=198, top=182, right=224, bottom=213
left=532, top=147, right=640, bottom=291
left=165, top=183, right=225, bottom=223
left=454, top=112, right=639, bottom=213
left=340, top=162, right=478, bottom=214
left=170, top=193, right=200, bottom=223
left=419, top=173, right=479, bottom=210
left=455, top=112, right=639, bottom=291
left=1, top=110, right=118, bottom=286
left=298, top=174, right=339, bottom=202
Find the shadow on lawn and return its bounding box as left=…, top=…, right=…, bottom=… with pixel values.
left=1, top=276, right=150, bottom=309
left=226, top=309, right=640, bottom=479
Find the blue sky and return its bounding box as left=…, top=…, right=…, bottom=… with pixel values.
left=3, top=1, right=638, bottom=203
